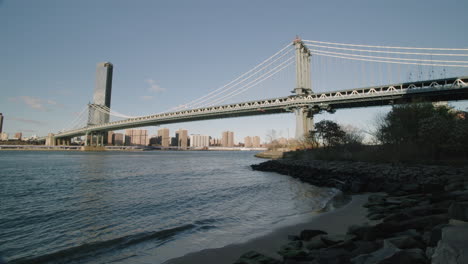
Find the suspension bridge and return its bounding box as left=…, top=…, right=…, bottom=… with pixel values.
left=44, top=38, right=468, bottom=147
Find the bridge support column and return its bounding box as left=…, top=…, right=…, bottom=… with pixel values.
left=45, top=133, right=56, bottom=146
left=295, top=107, right=314, bottom=139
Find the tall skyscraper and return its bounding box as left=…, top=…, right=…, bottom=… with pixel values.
left=88, top=62, right=113, bottom=125
left=244, top=136, right=252, bottom=148
left=176, top=129, right=188, bottom=150
left=157, top=128, right=170, bottom=148
left=221, top=131, right=234, bottom=147
left=0, top=113, right=3, bottom=133
left=252, top=136, right=261, bottom=148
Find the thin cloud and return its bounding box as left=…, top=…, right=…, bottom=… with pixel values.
left=140, top=95, right=154, bottom=101
left=146, top=79, right=166, bottom=93
left=7, top=116, right=47, bottom=126
left=8, top=96, right=64, bottom=111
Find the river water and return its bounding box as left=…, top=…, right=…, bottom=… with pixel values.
left=0, top=151, right=338, bottom=264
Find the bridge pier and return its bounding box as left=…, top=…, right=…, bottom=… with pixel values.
left=295, top=107, right=314, bottom=139
left=293, top=38, right=313, bottom=139
left=83, top=131, right=106, bottom=151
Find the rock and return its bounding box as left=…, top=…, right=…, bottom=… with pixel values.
left=391, top=229, right=422, bottom=240
left=348, top=224, right=381, bottom=241
left=368, top=194, right=387, bottom=204
left=445, top=182, right=464, bottom=192
left=313, top=248, right=352, bottom=264
left=234, top=251, right=281, bottom=264
left=350, top=241, right=382, bottom=257
left=321, top=234, right=355, bottom=246
left=278, top=240, right=303, bottom=255
left=401, top=183, right=419, bottom=193
left=278, top=249, right=308, bottom=260
left=384, top=248, right=426, bottom=264
left=304, top=235, right=327, bottom=250
left=426, top=246, right=435, bottom=259
left=431, top=219, right=468, bottom=264
left=300, top=229, right=327, bottom=241
left=351, top=240, right=401, bottom=264
left=368, top=214, right=385, bottom=221
left=351, top=181, right=365, bottom=193
left=448, top=201, right=468, bottom=221
left=288, top=235, right=301, bottom=241
left=380, top=214, right=450, bottom=232
left=383, top=212, right=411, bottom=223
left=385, top=235, right=426, bottom=249
left=422, top=183, right=445, bottom=193
left=427, top=223, right=448, bottom=247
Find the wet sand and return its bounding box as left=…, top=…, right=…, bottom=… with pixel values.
left=165, top=194, right=372, bottom=264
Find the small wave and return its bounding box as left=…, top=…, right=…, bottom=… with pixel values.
left=10, top=224, right=196, bottom=264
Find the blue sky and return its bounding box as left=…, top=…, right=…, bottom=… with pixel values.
left=1, top=0, right=467, bottom=142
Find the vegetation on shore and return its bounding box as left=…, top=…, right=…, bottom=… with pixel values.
left=287, top=103, right=468, bottom=164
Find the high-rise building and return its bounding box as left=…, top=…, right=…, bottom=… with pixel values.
left=190, top=134, right=210, bottom=148
left=176, top=129, right=188, bottom=150
left=0, top=132, right=8, bottom=141
left=14, top=132, right=22, bottom=140
left=125, top=129, right=148, bottom=146
left=221, top=131, right=234, bottom=147
left=157, top=128, right=170, bottom=147
left=88, top=62, right=113, bottom=126
left=0, top=113, right=3, bottom=133
left=244, top=136, right=252, bottom=148
left=252, top=136, right=261, bottom=148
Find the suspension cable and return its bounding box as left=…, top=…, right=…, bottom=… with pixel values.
left=303, top=39, right=468, bottom=51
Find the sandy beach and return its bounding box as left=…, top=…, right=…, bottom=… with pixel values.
left=166, top=194, right=373, bottom=264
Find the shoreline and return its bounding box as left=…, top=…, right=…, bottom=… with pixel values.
left=165, top=194, right=373, bottom=264
left=239, top=158, right=468, bottom=264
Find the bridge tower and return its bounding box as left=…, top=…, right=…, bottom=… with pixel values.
left=85, top=62, right=113, bottom=148
left=292, top=38, right=314, bottom=139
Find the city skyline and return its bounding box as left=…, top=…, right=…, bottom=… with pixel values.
left=1, top=1, right=467, bottom=141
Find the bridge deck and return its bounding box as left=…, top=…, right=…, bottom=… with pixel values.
left=53, top=76, right=468, bottom=138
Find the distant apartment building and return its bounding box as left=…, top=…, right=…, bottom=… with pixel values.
left=175, top=129, right=188, bottom=150
left=190, top=134, right=210, bottom=148
left=252, top=136, right=261, bottom=148
left=125, top=129, right=148, bottom=146
left=0, top=132, right=8, bottom=141
left=244, top=136, right=252, bottom=148
left=14, top=132, right=22, bottom=141
left=221, top=131, right=234, bottom=147
left=107, top=131, right=114, bottom=145
left=0, top=113, right=3, bottom=133
left=210, top=138, right=221, bottom=146
left=114, top=133, right=124, bottom=145
left=157, top=128, right=170, bottom=148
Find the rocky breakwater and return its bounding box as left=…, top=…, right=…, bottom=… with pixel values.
left=233, top=160, right=468, bottom=264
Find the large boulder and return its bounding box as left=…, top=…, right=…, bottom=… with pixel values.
left=233, top=251, right=281, bottom=264
left=385, top=235, right=426, bottom=249
left=431, top=220, right=468, bottom=264
left=300, top=229, right=327, bottom=241
left=351, top=241, right=426, bottom=264
left=304, top=235, right=327, bottom=250
left=448, top=201, right=468, bottom=221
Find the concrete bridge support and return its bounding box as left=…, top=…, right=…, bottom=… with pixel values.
left=295, top=108, right=314, bottom=139
left=83, top=131, right=106, bottom=151
left=293, top=38, right=313, bottom=139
